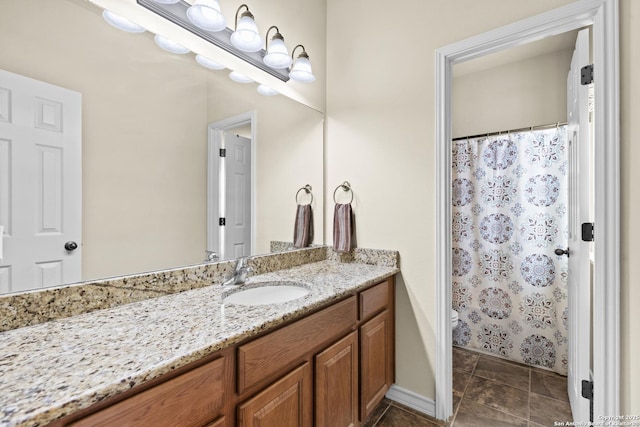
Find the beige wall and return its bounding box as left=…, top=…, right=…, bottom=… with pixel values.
left=453, top=48, right=572, bottom=137
left=0, top=0, right=324, bottom=282
left=326, top=0, right=640, bottom=414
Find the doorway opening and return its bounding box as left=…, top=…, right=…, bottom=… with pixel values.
left=435, top=0, right=619, bottom=422
left=448, top=27, right=592, bottom=423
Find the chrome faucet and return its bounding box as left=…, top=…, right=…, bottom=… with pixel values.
left=222, top=256, right=253, bottom=287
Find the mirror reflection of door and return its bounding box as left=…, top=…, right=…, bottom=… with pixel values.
left=207, top=113, right=255, bottom=262
left=0, top=69, right=82, bottom=293
left=222, top=132, right=252, bottom=260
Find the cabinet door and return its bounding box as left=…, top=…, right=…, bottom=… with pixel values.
left=360, top=310, right=392, bottom=420
left=237, top=363, right=312, bottom=427
left=70, top=357, right=226, bottom=427
left=315, top=331, right=358, bottom=427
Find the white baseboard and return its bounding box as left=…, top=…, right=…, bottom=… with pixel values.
left=385, top=384, right=436, bottom=418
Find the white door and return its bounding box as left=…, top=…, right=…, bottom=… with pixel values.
left=222, top=133, right=251, bottom=259
left=566, top=28, right=591, bottom=423
left=0, top=69, right=81, bottom=293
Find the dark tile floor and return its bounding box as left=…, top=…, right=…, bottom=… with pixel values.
left=364, top=347, right=573, bottom=427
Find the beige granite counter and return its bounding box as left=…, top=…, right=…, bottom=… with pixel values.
left=0, top=249, right=398, bottom=427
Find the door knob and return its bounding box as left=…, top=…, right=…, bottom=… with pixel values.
left=554, top=248, right=570, bottom=257
left=64, top=241, right=78, bottom=251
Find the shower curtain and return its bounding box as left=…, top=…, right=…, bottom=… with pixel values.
left=451, top=126, right=569, bottom=375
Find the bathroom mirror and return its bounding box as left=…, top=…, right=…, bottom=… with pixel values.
left=0, top=0, right=324, bottom=293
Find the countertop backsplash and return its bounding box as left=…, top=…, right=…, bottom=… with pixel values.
left=0, top=245, right=397, bottom=333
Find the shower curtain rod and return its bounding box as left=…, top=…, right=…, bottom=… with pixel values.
left=452, top=121, right=567, bottom=141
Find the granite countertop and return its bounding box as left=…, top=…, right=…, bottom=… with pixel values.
left=0, top=259, right=398, bottom=427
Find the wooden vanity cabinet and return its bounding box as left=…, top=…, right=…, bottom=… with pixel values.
left=54, top=277, right=395, bottom=427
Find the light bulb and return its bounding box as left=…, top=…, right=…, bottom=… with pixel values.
left=102, top=10, right=145, bottom=33
left=187, top=0, right=226, bottom=32
left=257, top=85, right=278, bottom=96
left=229, top=71, right=254, bottom=83
left=230, top=14, right=262, bottom=52
left=195, top=55, right=225, bottom=70
left=154, top=35, right=190, bottom=54
left=264, top=37, right=291, bottom=69
left=289, top=55, right=315, bottom=83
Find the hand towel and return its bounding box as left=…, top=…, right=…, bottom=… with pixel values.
left=333, top=203, right=353, bottom=253
left=293, top=204, right=313, bottom=248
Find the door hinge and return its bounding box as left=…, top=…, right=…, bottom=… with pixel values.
left=582, top=379, right=594, bottom=423
left=581, top=380, right=593, bottom=400
left=219, top=148, right=226, bottom=157
left=219, top=217, right=226, bottom=226
left=581, top=222, right=594, bottom=242
left=581, top=64, right=594, bottom=85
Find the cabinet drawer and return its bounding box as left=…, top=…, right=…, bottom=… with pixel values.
left=359, top=280, right=390, bottom=320
left=237, top=296, right=357, bottom=393
left=70, top=356, right=226, bottom=427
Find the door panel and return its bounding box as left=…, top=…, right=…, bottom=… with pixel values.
left=315, top=332, right=358, bottom=427
left=360, top=310, right=392, bottom=420
left=566, top=28, right=591, bottom=423
left=237, top=363, right=312, bottom=427
left=223, top=133, right=251, bottom=259
left=0, top=69, right=81, bottom=293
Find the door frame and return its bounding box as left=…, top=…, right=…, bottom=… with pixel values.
left=207, top=111, right=257, bottom=260
left=435, top=0, right=619, bottom=421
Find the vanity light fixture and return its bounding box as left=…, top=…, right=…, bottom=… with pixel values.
left=136, top=0, right=315, bottom=84
left=289, top=45, right=315, bottom=83
left=229, top=71, right=254, bottom=83
left=154, top=35, right=190, bottom=54
left=102, top=10, right=146, bottom=33
left=263, top=26, right=292, bottom=69
left=257, top=85, right=278, bottom=96
left=186, top=0, right=226, bottom=32
left=196, top=54, right=226, bottom=70
left=230, top=4, right=262, bottom=53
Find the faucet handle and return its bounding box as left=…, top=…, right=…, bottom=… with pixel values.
left=205, top=250, right=219, bottom=262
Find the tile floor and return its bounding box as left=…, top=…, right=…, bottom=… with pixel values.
left=364, top=346, right=573, bottom=427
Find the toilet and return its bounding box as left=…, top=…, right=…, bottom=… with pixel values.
left=451, top=309, right=459, bottom=329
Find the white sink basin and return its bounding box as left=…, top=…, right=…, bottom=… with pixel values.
left=223, top=282, right=310, bottom=306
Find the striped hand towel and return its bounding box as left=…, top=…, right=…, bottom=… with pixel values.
left=333, top=203, right=353, bottom=253
left=293, top=204, right=313, bottom=248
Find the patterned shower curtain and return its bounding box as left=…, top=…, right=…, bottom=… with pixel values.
left=451, top=126, right=569, bottom=375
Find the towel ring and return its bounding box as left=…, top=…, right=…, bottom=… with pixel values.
left=333, top=181, right=353, bottom=204
left=295, top=184, right=313, bottom=205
